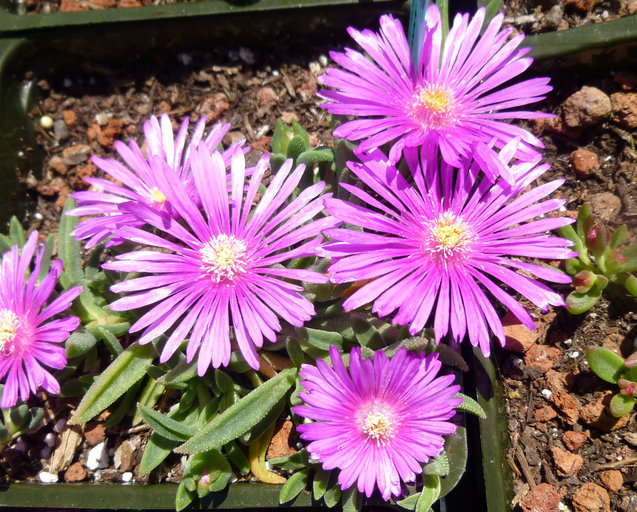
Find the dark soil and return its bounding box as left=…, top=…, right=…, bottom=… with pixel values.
left=1, top=2, right=637, bottom=510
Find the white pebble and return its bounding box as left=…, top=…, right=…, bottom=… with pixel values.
left=94, top=112, right=111, bottom=126
left=40, top=115, right=54, bottom=130
left=564, top=338, right=573, bottom=345
left=570, top=351, right=580, bottom=359
left=558, top=205, right=567, bottom=212
left=54, top=418, right=66, bottom=433
left=309, top=61, right=321, bottom=75
left=318, top=54, right=328, bottom=67
left=512, top=358, right=523, bottom=368
left=541, top=389, right=552, bottom=400
left=177, top=53, right=193, bottom=66
left=589, top=312, right=597, bottom=319
left=44, top=433, right=57, bottom=448
left=121, top=472, right=133, bottom=483
left=239, top=47, right=255, bottom=65
left=86, top=442, right=109, bottom=470
left=38, top=471, right=59, bottom=483
left=17, top=150, right=24, bottom=157
left=558, top=502, right=567, bottom=512
left=271, top=69, right=280, bottom=77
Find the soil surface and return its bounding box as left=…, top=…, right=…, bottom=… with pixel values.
left=1, top=2, right=637, bottom=511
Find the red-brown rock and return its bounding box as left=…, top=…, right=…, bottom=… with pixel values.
left=610, top=92, right=637, bottom=129
left=551, top=391, right=580, bottom=425
left=200, top=93, right=230, bottom=123
left=256, top=87, right=278, bottom=107
left=599, top=470, right=623, bottom=493
left=563, top=431, right=588, bottom=451
left=84, top=422, right=105, bottom=446
left=266, top=420, right=297, bottom=460
left=64, top=461, right=87, bottom=482
left=589, top=192, right=622, bottom=224
left=519, top=483, right=561, bottom=512
left=570, top=149, right=599, bottom=179
left=550, top=445, right=583, bottom=477
left=62, top=110, right=77, bottom=129
left=535, top=406, right=558, bottom=422
left=572, top=483, right=610, bottom=512
left=525, top=344, right=561, bottom=372
left=502, top=311, right=541, bottom=353
left=563, top=87, right=611, bottom=128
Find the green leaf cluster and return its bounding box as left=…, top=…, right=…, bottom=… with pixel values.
left=586, top=347, right=637, bottom=417
left=559, top=203, right=637, bottom=314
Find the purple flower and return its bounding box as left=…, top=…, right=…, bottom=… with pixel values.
left=320, top=147, right=575, bottom=356
left=103, top=146, right=339, bottom=372
left=319, top=5, right=551, bottom=174
left=68, top=114, right=242, bottom=248
left=294, top=345, right=461, bottom=500
left=0, top=232, right=82, bottom=408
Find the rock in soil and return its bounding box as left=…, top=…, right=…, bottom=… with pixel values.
left=519, top=483, right=562, bottom=512
left=572, top=483, right=610, bottom=512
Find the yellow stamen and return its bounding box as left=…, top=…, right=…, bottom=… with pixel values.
left=362, top=411, right=394, bottom=445
left=423, top=212, right=474, bottom=262
left=148, top=187, right=166, bottom=206
left=0, top=309, right=20, bottom=355
left=200, top=234, right=248, bottom=283
left=410, top=84, right=456, bottom=130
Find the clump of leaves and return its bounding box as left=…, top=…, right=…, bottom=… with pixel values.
left=0, top=385, right=44, bottom=452
left=269, top=119, right=334, bottom=189
left=558, top=203, right=637, bottom=314
left=586, top=347, right=637, bottom=417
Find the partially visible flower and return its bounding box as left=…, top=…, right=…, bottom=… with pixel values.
left=0, top=232, right=82, bottom=408
left=103, top=146, right=338, bottom=372
left=294, top=345, right=461, bottom=500
left=320, top=147, right=575, bottom=356
left=68, top=114, right=243, bottom=247
left=319, top=5, right=551, bottom=174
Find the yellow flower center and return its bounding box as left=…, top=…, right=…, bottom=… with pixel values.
left=362, top=411, right=394, bottom=445
left=200, top=235, right=248, bottom=283
left=410, top=84, right=457, bottom=130
left=423, top=212, right=474, bottom=264
left=148, top=187, right=167, bottom=207
left=0, top=309, right=20, bottom=356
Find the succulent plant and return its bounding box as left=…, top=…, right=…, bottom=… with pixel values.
left=586, top=347, right=637, bottom=417
left=558, top=203, right=637, bottom=314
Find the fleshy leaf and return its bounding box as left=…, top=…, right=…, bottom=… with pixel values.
left=313, top=467, right=331, bottom=501
left=65, top=331, right=98, bottom=359
left=416, top=475, right=441, bottom=512
left=586, top=347, right=625, bottom=384
left=175, top=368, right=297, bottom=454
left=455, top=393, right=486, bottom=418
left=69, top=341, right=158, bottom=424
left=279, top=469, right=309, bottom=504
left=609, top=393, right=635, bottom=417
left=137, top=404, right=197, bottom=441
left=269, top=449, right=310, bottom=471
left=139, top=432, right=179, bottom=476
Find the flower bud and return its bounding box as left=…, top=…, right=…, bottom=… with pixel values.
left=574, top=270, right=595, bottom=293
left=624, top=351, right=637, bottom=369
left=618, top=378, right=637, bottom=397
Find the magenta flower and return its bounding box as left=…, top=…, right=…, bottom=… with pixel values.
left=103, top=146, right=339, bottom=372
left=319, top=5, right=551, bottom=173
left=68, top=114, right=242, bottom=248
left=320, top=147, right=575, bottom=356
left=0, top=232, right=82, bottom=408
left=294, top=345, right=461, bottom=500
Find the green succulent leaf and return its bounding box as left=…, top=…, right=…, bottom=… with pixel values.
left=576, top=203, right=592, bottom=239
left=313, top=467, right=331, bottom=501
left=292, top=119, right=311, bottom=149
left=610, top=224, right=628, bottom=248
left=342, top=485, right=362, bottom=512
left=279, top=469, right=309, bottom=504
left=626, top=275, right=637, bottom=297
left=139, top=433, right=179, bottom=476
left=157, top=359, right=198, bottom=387
left=69, top=341, right=158, bottom=425
left=271, top=120, right=292, bottom=155
left=609, top=393, right=635, bottom=417
left=323, top=474, right=342, bottom=508
left=175, top=368, right=297, bottom=455
left=566, top=289, right=601, bottom=315
left=423, top=453, right=450, bottom=477
left=65, top=331, right=98, bottom=359
left=296, top=327, right=343, bottom=351
left=137, top=405, right=196, bottom=442
left=455, top=393, right=487, bottom=418
left=9, top=216, right=26, bottom=248
left=297, top=148, right=334, bottom=167
left=416, top=475, right=441, bottom=512
left=269, top=448, right=310, bottom=471
left=586, top=347, right=625, bottom=383
left=175, top=480, right=196, bottom=512
left=286, top=135, right=306, bottom=162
